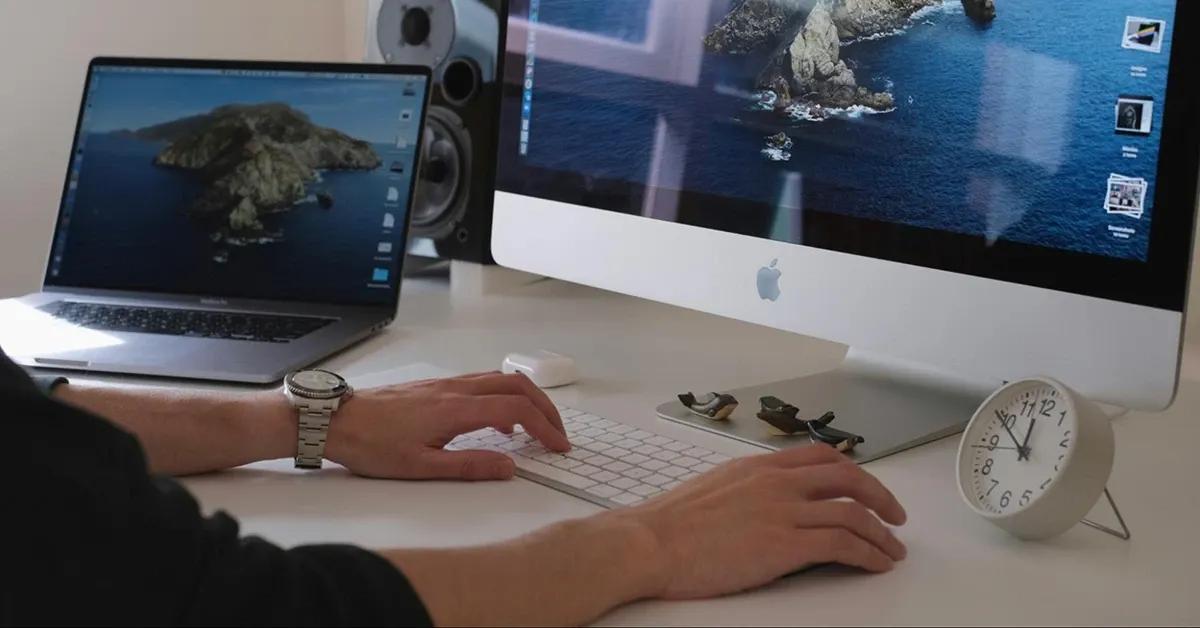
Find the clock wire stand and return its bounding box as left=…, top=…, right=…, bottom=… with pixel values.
left=1081, top=488, right=1131, bottom=540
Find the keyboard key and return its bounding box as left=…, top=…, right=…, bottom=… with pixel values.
left=631, top=484, right=661, bottom=496
left=605, top=447, right=631, bottom=459
left=615, top=438, right=642, bottom=450
left=534, top=452, right=564, bottom=464
left=641, top=459, right=669, bottom=471
left=610, top=477, right=639, bottom=490
left=644, top=474, right=672, bottom=486
left=553, top=458, right=583, bottom=470
left=621, top=453, right=650, bottom=465
left=651, top=450, right=680, bottom=462
left=680, top=472, right=700, bottom=481
left=512, top=456, right=596, bottom=489
left=627, top=430, right=653, bottom=440
left=660, top=465, right=689, bottom=478
left=584, top=454, right=614, bottom=466
left=603, top=461, right=633, bottom=474
left=587, top=484, right=622, bottom=498
left=591, top=470, right=620, bottom=483
left=573, top=436, right=596, bottom=447
left=612, top=493, right=644, bottom=505
left=609, top=424, right=635, bottom=435
left=645, top=436, right=672, bottom=446
left=597, top=432, right=622, bottom=444
left=692, top=462, right=715, bottom=473
left=622, top=467, right=652, bottom=480
left=581, top=427, right=605, bottom=437
left=574, top=464, right=600, bottom=476
left=517, top=445, right=543, bottom=456
left=673, top=456, right=701, bottom=468
left=704, top=453, right=732, bottom=465
left=684, top=447, right=711, bottom=458
left=565, top=449, right=592, bottom=460
left=592, top=418, right=617, bottom=429
left=633, top=444, right=659, bottom=456
left=662, top=480, right=683, bottom=491
left=664, top=441, right=690, bottom=452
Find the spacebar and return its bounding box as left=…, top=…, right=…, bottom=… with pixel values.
left=511, top=456, right=597, bottom=489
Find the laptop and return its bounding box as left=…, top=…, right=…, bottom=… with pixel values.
left=0, top=57, right=432, bottom=383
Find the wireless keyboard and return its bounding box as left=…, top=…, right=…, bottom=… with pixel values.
left=447, top=405, right=732, bottom=508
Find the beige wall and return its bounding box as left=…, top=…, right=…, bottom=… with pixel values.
left=0, top=0, right=1196, bottom=348
left=0, top=0, right=356, bottom=298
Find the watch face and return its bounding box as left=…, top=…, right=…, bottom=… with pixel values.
left=288, top=370, right=347, bottom=396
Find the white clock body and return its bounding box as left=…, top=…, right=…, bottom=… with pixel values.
left=956, top=378, right=1115, bottom=540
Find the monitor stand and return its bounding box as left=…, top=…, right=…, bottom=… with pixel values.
left=656, top=349, right=1001, bottom=463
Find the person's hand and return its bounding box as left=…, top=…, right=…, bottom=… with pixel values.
left=323, top=371, right=569, bottom=481
left=610, top=444, right=908, bottom=600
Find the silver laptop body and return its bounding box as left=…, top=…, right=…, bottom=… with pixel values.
left=4, top=57, right=433, bottom=384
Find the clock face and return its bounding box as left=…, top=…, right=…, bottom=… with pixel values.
left=960, top=381, right=1076, bottom=517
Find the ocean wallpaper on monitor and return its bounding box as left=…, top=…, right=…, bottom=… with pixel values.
left=519, top=0, right=1178, bottom=261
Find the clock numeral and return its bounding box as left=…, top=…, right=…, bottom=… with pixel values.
left=986, top=479, right=999, bottom=496
left=1059, top=430, right=1072, bottom=448
left=981, top=458, right=994, bottom=476
left=1058, top=410, right=1067, bottom=427
left=986, top=434, right=1000, bottom=451
left=994, top=409, right=1017, bottom=429
left=1039, top=399, right=1057, bottom=417
left=1000, top=490, right=1012, bottom=508
left=1040, top=478, right=1052, bottom=490
left=1019, top=489, right=1033, bottom=507
left=1021, top=400, right=1035, bottom=418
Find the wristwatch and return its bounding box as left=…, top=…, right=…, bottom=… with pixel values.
left=284, top=369, right=354, bottom=469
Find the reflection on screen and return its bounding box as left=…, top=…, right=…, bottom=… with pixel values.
left=48, top=65, right=428, bottom=305
left=508, top=0, right=1178, bottom=262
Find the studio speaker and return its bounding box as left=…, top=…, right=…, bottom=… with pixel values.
left=368, top=0, right=504, bottom=264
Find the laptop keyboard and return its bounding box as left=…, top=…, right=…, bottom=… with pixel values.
left=42, top=301, right=335, bottom=343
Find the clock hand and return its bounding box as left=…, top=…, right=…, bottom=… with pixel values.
left=970, top=445, right=1020, bottom=450
left=994, top=411, right=1027, bottom=460
left=1019, top=417, right=1037, bottom=460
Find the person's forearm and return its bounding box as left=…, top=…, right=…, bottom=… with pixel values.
left=55, top=384, right=294, bottom=475
left=383, top=513, right=666, bottom=626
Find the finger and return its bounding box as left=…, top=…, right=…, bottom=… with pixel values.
left=791, top=463, right=907, bottom=526
left=448, top=394, right=571, bottom=452
left=791, top=501, right=906, bottom=561
left=437, top=373, right=566, bottom=436
left=797, top=528, right=895, bottom=573
left=417, top=450, right=516, bottom=481
left=448, top=370, right=505, bottom=380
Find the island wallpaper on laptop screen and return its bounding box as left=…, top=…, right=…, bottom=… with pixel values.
left=50, top=67, right=425, bottom=304
left=518, top=0, right=1177, bottom=261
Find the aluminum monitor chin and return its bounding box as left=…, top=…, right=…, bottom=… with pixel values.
left=492, top=0, right=1200, bottom=410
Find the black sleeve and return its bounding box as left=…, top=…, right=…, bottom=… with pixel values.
left=1, top=350, right=432, bottom=627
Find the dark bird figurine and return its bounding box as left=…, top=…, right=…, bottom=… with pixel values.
left=756, top=397, right=865, bottom=453
left=678, top=392, right=739, bottom=421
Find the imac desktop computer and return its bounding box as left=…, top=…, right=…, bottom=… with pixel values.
left=491, top=0, right=1199, bottom=459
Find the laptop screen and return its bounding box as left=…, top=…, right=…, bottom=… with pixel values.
left=45, top=60, right=430, bottom=306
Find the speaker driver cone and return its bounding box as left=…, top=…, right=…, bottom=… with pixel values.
left=411, top=107, right=471, bottom=237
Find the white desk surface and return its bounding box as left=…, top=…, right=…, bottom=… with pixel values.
left=88, top=276, right=1200, bottom=625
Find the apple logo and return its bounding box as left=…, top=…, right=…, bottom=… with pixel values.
left=757, top=259, right=782, bottom=302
